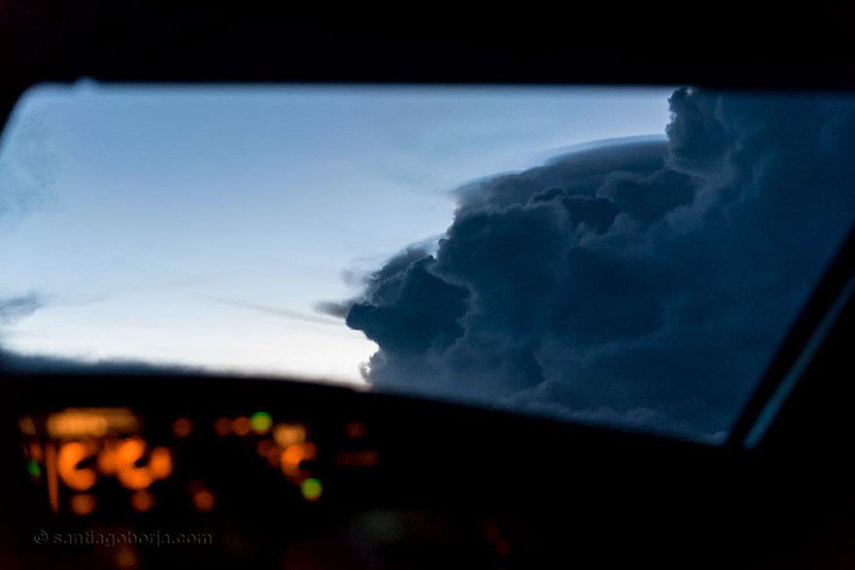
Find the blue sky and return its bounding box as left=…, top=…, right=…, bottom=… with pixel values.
left=0, top=83, right=672, bottom=384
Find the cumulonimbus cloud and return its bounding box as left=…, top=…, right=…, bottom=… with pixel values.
left=335, top=87, right=855, bottom=439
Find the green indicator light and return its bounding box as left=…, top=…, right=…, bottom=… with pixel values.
left=250, top=412, right=273, bottom=433
left=27, top=460, right=41, bottom=477
left=301, top=478, right=322, bottom=501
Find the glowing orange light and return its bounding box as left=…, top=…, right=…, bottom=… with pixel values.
left=47, top=408, right=138, bottom=439
left=232, top=417, right=251, bottom=436
left=69, top=493, right=97, bottom=515
left=115, top=438, right=153, bottom=490
left=130, top=490, right=155, bottom=512
left=281, top=442, right=317, bottom=473
left=172, top=418, right=193, bottom=438
left=148, top=447, right=172, bottom=479
left=57, top=441, right=98, bottom=491
left=273, top=423, right=306, bottom=447
left=91, top=437, right=173, bottom=490
left=19, top=416, right=36, bottom=436
left=192, top=489, right=215, bottom=512
left=344, top=421, right=367, bottom=439
left=29, top=442, right=43, bottom=462
left=281, top=445, right=302, bottom=469
left=49, top=413, right=106, bottom=438
left=120, top=469, right=154, bottom=491
left=116, top=437, right=145, bottom=465
left=98, top=441, right=119, bottom=475
left=46, top=443, right=59, bottom=514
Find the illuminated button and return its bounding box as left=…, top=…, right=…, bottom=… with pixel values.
left=47, top=408, right=138, bottom=439
left=281, top=442, right=317, bottom=472
left=250, top=412, right=273, bottom=434
left=232, top=417, right=251, bottom=436
left=57, top=441, right=98, bottom=491
left=301, top=478, right=322, bottom=502
left=115, top=438, right=153, bottom=490
left=273, top=423, right=306, bottom=447
left=172, top=418, right=193, bottom=438
left=192, top=488, right=215, bottom=512
left=148, top=447, right=173, bottom=479
left=18, top=416, right=36, bottom=436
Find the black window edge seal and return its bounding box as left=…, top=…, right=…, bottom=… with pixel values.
left=727, top=222, right=855, bottom=449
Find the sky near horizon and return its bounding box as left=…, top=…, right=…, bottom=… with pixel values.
left=0, top=83, right=673, bottom=384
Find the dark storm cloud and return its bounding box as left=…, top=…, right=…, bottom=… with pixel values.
left=339, top=88, right=855, bottom=439
left=347, top=254, right=469, bottom=355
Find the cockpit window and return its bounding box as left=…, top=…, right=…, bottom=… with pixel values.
left=1, top=83, right=853, bottom=441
